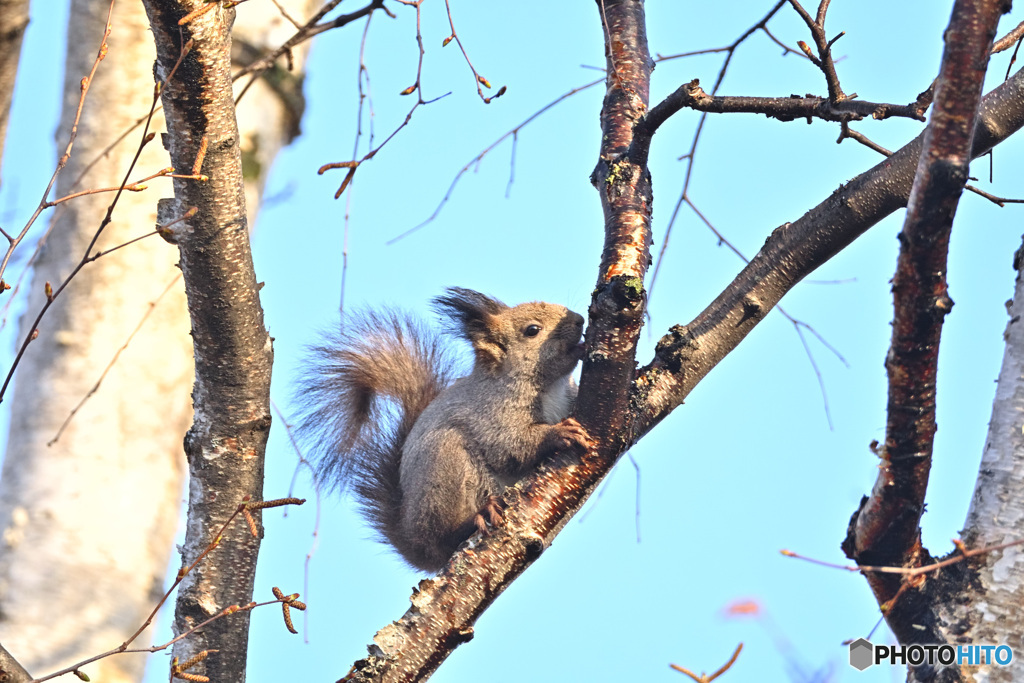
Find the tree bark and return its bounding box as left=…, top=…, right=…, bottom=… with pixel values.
left=841, top=6, right=1008, bottom=679
left=0, top=0, right=29, bottom=182
left=959, top=238, right=1024, bottom=682
left=0, top=0, right=318, bottom=678
left=341, top=11, right=1024, bottom=679
left=141, top=1, right=274, bottom=681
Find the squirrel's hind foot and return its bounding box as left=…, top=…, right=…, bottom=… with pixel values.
left=473, top=495, right=505, bottom=534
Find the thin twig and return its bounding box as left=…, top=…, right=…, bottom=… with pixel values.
left=30, top=498, right=306, bottom=683
left=387, top=77, right=604, bottom=243
left=837, top=120, right=892, bottom=155
left=48, top=275, right=182, bottom=446
left=0, top=28, right=195, bottom=404
left=272, top=400, right=323, bottom=641
left=318, top=1, right=451, bottom=201
left=441, top=0, right=504, bottom=103
left=670, top=643, right=744, bottom=683
left=787, top=0, right=846, bottom=101
left=0, top=1, right=116, bottom=288
left=965, top=184, right=1024, bottom=206
left=784, top=538, right=1024, bottom=577
left=649, top=1, right=794, bottom=301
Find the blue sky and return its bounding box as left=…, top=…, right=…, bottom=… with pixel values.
left=4, top=1, right=1024, bottom=682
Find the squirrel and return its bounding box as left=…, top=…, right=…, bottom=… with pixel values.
left=296, top=288, right=593, bottom=572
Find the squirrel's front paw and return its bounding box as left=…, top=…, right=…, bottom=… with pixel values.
left=549, top=418, right=596, bottom=454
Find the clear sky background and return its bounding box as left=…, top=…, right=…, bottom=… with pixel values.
left=4, top=1, right=1024, bottom=682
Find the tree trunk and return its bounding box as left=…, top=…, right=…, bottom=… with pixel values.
left=141, top=1, right=276, bottom=680
left=0, top=0, right=315, bottom=679
left=0, top=0, right=29, bottom=182
left=959, top=236, right=1024, bottom=682
left=0, top=0, right=191, bottom=680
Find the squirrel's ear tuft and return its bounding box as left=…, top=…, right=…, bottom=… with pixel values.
left=433, top=288, right=507, bottom=321
left=433, top=288, right=508, bottom=372
left=432, top=288, right=506, bottom=338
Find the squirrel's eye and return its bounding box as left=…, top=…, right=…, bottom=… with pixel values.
left=523, top=324, right=542, bottom=337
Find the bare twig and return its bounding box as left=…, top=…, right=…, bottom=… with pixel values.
left=787, top=0, right=847, bottom=101
left=838, top=120, right=893, bottom=155
left=335, top=11, right=379, bottom=314
left=683, top=201, right=847, bottom=428
left=441, top=0, right=505, bottom=104
left=784, top=538, right=1024, bottom=577
left=29, top=498, right=306, bottom=683
left=647, top=2, right=803, bottom=302
left=670, top=643, right=743, bottom=683
left=318, top=1, right=451, bottom=201
left=232, top=0, right=389, bottom=84
left=271, top=400, right=323, bottom=641
left=389, top=77, right=604, bottom=242
left=269, top=0, right=303, bottom=29
left=48, top=275, right=182, bottom=446
left=965, top=184, right=1024, bottom=205
left=0, top=17, right=199, bottom=405
left=0, top=1, right=115, bottom=288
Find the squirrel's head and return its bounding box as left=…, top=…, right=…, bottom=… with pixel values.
left=433, top=288, right=585, bottom=385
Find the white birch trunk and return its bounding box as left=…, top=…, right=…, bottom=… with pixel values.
left=960, top=244, right=1024, bottom=682
left=0, top=0, right=190, bottom=680
left=0, top=0, right=318, bottom=677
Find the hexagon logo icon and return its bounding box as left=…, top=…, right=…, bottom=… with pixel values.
left=849, top=638, right=874, bottom=671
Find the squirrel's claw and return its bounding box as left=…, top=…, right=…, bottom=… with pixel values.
left=474, top=495, right=505, bottom=534
left=552, top=417, right=596, bottom=453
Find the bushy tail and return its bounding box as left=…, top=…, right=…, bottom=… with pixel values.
left=294, top=311, right=454, bottom=548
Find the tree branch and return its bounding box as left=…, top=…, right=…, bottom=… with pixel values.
left=342, top=6, right=1024, bottom=682
left=640, top=78, right=925, bottom=143
left=841, top=0, right=1008, bottom=659
left=0, top=642, right=31, bottom=683
left=342, top=1, right=656, bottom=679
left=787, top=0, right=847, bottom=101
left=632, top=62, right=1024, bottom=441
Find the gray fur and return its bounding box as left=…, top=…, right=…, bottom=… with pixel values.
left=295, top=289, right=588, bottom=572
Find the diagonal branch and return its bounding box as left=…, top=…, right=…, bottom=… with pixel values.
left=342, top=1, right=655, bottom=680
left=0, top=642, right=30, bottom=683
left=341, top=6, right=1024, bottom=683
left=631, top=63, right=1024, bottom=442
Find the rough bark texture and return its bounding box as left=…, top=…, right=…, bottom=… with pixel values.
left=141, top=1, right=274, bottom=681
left=0, top=642, right=30, bottom=683
left=840, top=7, right=1008, bottom=677
left=959, top=235, right=1024, bottom=682
left=343, top=2, right=656, bottom=680
left=0, top=0, right=29, bottom=183
left=632, top=63, right=1024, bottom=439
left=578, top=0, right=653, bottom=452
left=0, top=0, right=316, bottom=680
left=344, top=13, right=1024, bottom=680
left=0, top=1, right=191, bottom=680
